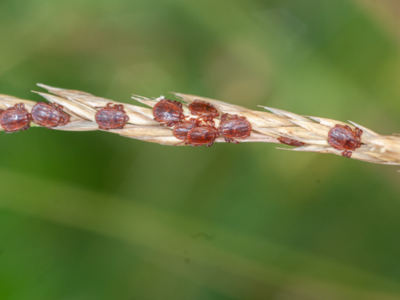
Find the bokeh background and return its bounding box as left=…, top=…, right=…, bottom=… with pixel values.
left=1, top=0, right=400, bottom=299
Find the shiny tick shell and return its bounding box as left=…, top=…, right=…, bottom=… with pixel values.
left=328, top=124, right=363, bottom=158
left=218, top=113, right=252, bottom=144
left=188, top=100, right=220, bottom=119
left=95, top=103, right=129, bottom=130
left=0, top=103, right=32, bottom=133
left=31, top=102, right=70, bottom=128
left=173, top=118, right=201, bottom=141
left=186, top=125, right=219, bottom=147
left=153, top=99, right=185, bottom=127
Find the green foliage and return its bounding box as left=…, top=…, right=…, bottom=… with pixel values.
left=0, top=0, right=399, bottom=299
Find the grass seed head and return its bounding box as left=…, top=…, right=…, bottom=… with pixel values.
left=0, top=84, right=397, bottom=165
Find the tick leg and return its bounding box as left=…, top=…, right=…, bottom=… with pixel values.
left=60, top=115, right=69, bottom=126
left=207, top=120, right=215, bottom=127
left=206, top=141, right=214, bottom=147
left=21, top=123, right=30, bottom=131
left=344, top=125, right=352, bottom=131
left=342, top=150, right=352, bottom=158
left=189, top=118, right=200, bottom=126
left=355, top=127, right=363, bottom=138
left=166, top=121, right=179, bottom=127
left=179, top=114, right=186, bottom=122
left=203, top=115, right=215, bottom=126
left=224, top=137, right=237, bottom=143
left=224, top=137, right=231, bottom=143
left=174, top=139, right=186, bottom=146
left=54, top=103, right=63, bottom=112
left=220, top=114, right=228, bottom=123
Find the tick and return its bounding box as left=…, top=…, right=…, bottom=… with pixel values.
left=278, top=137, right=305, bottom=147
left=186, top=125, right=219, bottom=147
left=173, top=118, right=201, bottom=142
left=31, top=102, right=70, bottom=128
left=328, top=124, right=362, bottom=158
left=0, top=103, right=32, bottom=133
left=218, top=113, right=252, bottom=144
left=188, top=100, right=220, bottom=120
left=153, top=99, right=185, bottom=127
left=95, top=103, right=129, bottom=130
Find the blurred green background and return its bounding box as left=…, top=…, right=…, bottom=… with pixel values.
left=1, top=0, right=400, bottom=299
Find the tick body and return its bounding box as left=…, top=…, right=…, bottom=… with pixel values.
left=328, top=124, right=362, bottom=158
left=0, top=103, right=32, bottom=133
left=278, top=137, right=305, bottom=147
left=31, top=102, right=70, bottom=128
left=186, top=125, right=219, bottom=147
left=218, top=113, right=251, bottom=144
left=95, top=103, right=129, bottom=130
left=173, top=118, right=201, bottom=141
left=188, top=100, right=220, bottom=120
left=153, top=99, right=185, bottom=127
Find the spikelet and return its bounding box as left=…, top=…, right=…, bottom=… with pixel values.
left=0, top=84, right=398, bottom=165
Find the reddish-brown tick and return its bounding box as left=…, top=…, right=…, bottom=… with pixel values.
left=186, top=124, right=219, bottom=147
left=328, top=124, right=362, bottom=158
left=0, top=103, right=32, bottom=133
left=31, top=102, right=70, bottom=128
left=173, top=118, right=201, bottom=141
left=278, top=137, right=305, bottom=147
left=153, top=99, right=185, bottom=127
left=188, top=100, right=220, bottom=120
left=218, top=113, right=252, bottom=144
left=95, top=103, right=129, bottom=130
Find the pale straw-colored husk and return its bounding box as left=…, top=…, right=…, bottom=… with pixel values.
left=0, top=84, right=398, bottom=166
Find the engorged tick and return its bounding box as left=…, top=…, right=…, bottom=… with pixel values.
left=278, top=137, right=306, bottom=147
left=328, top=124, right=363, bottom=158
left=186, top=124, right=219, bottom=147
left=188, top=100, right=220, bottom=120
left=31, top=102, right=70, bottom=128
left=95, top=103, right=129, bottom=130
left=153, top=99, right=185, bottom=127
left=0, top=103, right=32, bottom=133
left=218, top=113, right=252, bottom=144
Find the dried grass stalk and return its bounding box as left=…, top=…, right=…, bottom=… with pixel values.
left=0, top=84, right=398, bottom=166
